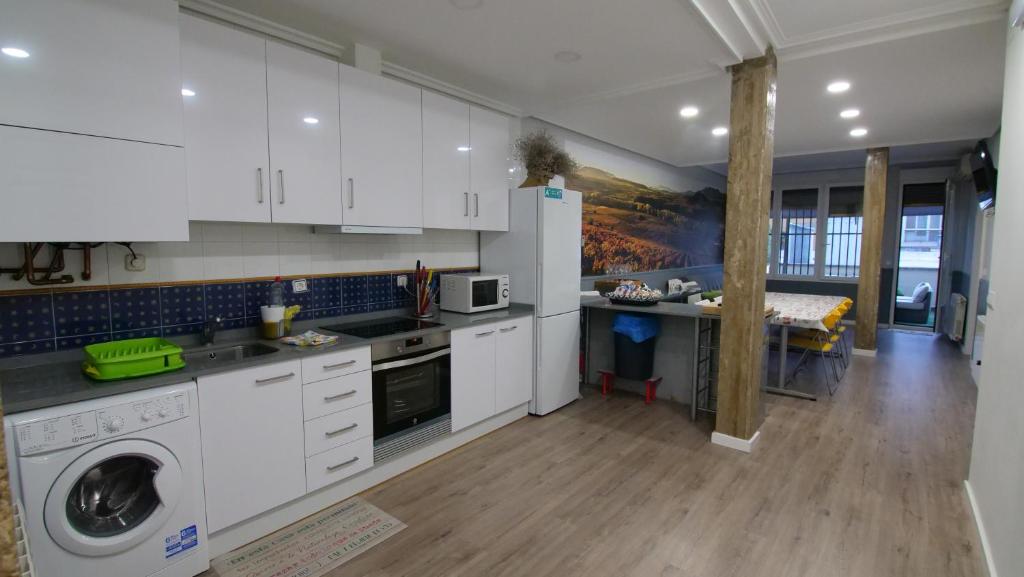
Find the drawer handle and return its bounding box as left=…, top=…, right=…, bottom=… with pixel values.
left=326, top=456, right=360, bottom=472
left=255, top=372, right=295, bottom=385
left=500, top=325, right=518, bottom=332
left=325, top=423, right=358, bottom=437
left=323, top=360, right=357, bottom=370
left=475, top=330, right=495, bottom=337
left=324, top=390, right=358, bottom=402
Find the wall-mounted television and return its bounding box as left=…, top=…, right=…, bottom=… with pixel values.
left=970, top=140, right=997, bottom=209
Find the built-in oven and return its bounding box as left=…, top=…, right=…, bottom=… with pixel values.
left=371, top=331, right=451, bottom=442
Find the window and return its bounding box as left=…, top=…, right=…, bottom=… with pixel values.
left=768, top=182, right=865, bottom=281
left=777, top=189, right=817, bottom=276
left=824, top=186, right=863, bottom=278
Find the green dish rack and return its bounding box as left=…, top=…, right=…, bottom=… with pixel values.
left=82, top=338, right=186, bottom=381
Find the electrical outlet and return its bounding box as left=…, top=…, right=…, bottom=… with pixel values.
left=292, top=279, right=308, bottom=293
left=124, top=253, right=146, bottom=272
left=396, top=275, right=408, bottom=288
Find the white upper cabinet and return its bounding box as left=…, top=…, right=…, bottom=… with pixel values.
left=422, top=91, right=472, bottom=230
left=469, top=106, right=511, bottom=231
left=0, top=125, right=187, bottom=242
left=180, top=14, right=271, bottom=223
left=421, top=95, right=511, bottom=232
left=0, top=0, right=183, bottom=146
left=340, top=64, right=423, bottom=231
left=0, top=0, right=188, bottom=242
left=267, top=42, right=342, bottom=225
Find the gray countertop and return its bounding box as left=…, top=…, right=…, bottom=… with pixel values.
left=0, top=304, right=535, bottom=415
left=581, top=295, right=720, bottom=318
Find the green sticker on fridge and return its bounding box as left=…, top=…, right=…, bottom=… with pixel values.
left=544, top=187, right=563, bottom=199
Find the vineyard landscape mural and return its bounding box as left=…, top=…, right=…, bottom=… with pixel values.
left=566, top=166, right=726, bottom=277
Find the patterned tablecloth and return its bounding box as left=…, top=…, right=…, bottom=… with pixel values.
left=765, top=292, right=848, bottom=332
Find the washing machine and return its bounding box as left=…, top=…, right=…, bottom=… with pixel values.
left=4, top=382, right=209, bottom=577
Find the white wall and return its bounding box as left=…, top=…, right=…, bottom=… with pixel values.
left=967, top=19, right=1024, bottom=577
left=0, top=224, right=479, bottom=290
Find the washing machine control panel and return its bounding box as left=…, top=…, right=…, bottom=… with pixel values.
left=15, top=392, right=188, bottom=456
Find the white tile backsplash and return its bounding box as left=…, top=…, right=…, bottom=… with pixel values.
left=0, top=227, right=479, bottom=290
left=242, top=241, right=280, bottom=278
left=203, top=241, right=244, bottom=280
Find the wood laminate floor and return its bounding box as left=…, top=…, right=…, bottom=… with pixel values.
left=319, top=330, right=984, bottom=577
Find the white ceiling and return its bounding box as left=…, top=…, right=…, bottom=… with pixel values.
left=705, top=139, right=979, bottom=175
left=206, top=0, right=1009, bottom=168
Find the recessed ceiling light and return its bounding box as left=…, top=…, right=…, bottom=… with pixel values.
left=679, top=106, right=699, bottom=119
left=827, top=80, right=851, bottom=94
left=457, top=146, right=472, bottom=152
left=711, top=126, right=729, bottom=137
left=303, top=116, right=319, bottom=124
left=554, top=50, right=581, bottom=63
left=839, top=108, right=860, bottom=119
left=448, top=0, right=483, bottom=9
left=180, top=88, right=196, bottom=97
left=850, top=127, right=868, bottom=137
left=1, top=47, right=30, bottom=58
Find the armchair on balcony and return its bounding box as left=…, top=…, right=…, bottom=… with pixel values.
left=895, top=282, right=933, bottom=324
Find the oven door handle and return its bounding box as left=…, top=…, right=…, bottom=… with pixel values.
left=371, top=347, right=451, bottom=372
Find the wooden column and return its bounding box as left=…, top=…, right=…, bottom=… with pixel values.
left=715, top=48, right=777, bottom=448
left=854, top=148, right=889, bottom=353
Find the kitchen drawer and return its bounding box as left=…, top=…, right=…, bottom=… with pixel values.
left=306, top=436, right=374, bottom=493
left=304, top=402, right=373, bottom=457
left=303, top=371, right=372, bottom=421
left=302, top=347, right=370, bottom=384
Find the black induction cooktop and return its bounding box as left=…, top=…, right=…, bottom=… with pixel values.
left=320, top=317, right=444, bottom=339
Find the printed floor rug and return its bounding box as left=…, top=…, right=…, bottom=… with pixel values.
left=210, top=497, right=406, bottom=577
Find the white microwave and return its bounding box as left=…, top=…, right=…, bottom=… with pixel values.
left=440, top=273, right=510, bottom=313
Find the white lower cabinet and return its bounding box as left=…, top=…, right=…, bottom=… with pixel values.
left=451, top=325, right=498, bottom=432
left=306, top=437, right=374, bottom=493
left=495, top=318, right=534, bottom=413
left=451, top=316, right=534, bottom=432
left=197, top=360, right=305, bottom=533
left=303, top=403, right=373, bottom=457
left=302, top=371, right=372, bottom=421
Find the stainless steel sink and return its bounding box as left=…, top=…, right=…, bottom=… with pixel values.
left=182, top=343, right=279, bottom=369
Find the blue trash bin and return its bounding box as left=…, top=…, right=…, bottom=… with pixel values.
left=612, top=314, right=660, bottom=380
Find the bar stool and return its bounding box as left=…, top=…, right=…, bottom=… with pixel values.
left=788, top=313, right=843, bottom=395
left=598, top=370, right=663, bottom=405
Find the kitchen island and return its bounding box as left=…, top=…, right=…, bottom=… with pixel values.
left=580, top=296, right=722, bottom=420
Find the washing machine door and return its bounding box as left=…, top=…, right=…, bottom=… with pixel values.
left=43, top=439, right=183, bottom=557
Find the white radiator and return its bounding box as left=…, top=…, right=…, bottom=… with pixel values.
left=14, top=502, right=35, bottom=577
left=944, top=293, right=967, bottom=342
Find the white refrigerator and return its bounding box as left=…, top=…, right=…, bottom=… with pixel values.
left=481, top=186, right=582, bottom=415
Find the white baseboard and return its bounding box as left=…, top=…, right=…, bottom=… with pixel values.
left=711, top=430, right=761, bottom=453
left=964, top=480, right=1000, bottom=577
left=852, top=347, right=877, bottom=357
left=209, top=403, right=529, bottom=557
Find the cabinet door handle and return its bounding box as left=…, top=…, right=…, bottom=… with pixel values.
left=464, top=192, right=469, bottom=216
left=254, top=372, right=295, bottom=385
left=326, top=456, right=360, bottom=472
left=277, top=169, right=285, bottom=204
left=500, top=325, right=518, bottom=332
left=325, top=423, right=359, bottom=437
left=324, top=389, right=358, bottom=402
left=475, top=330, right=494, bottom=337
left=324, top=360, right=357, bottom=370
left=348, top=178, right=355, bottom=209
left=257, top=168, right=264, bottom=203
left=474, top=193, right=479, bottom=217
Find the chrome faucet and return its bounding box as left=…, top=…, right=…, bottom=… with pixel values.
left=201, top=317, right=222, bottom=345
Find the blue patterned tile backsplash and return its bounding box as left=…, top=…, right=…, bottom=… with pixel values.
left=0, top=270, right=474, bottom=359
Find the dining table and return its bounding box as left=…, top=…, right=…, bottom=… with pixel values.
left=764, top=292, right=849, bottom=400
